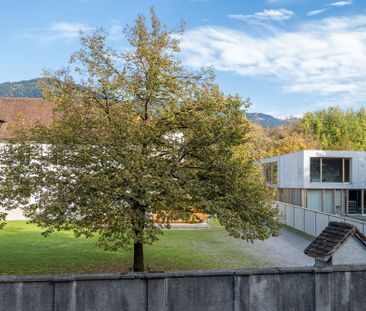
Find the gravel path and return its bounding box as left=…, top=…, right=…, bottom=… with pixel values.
left=242, top=227, right=314, bottom=267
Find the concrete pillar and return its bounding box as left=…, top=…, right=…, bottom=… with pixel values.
left=362, top=190, right=364, bottom=215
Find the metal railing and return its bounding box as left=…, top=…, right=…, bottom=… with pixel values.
left=275, top=201, right=366, bottom=237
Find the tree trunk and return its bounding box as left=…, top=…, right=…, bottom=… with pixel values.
left=133, top=241, right=144, bottom=272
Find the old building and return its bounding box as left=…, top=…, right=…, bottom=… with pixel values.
left=0, top=97, right=54, bottom=139
left=304, top=221, right=366, bottom=267
left=0, top=97, right=208, bottom=224
left=263, top=150, right=366, bottom=216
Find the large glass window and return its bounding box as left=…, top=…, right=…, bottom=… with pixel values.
left=344, top=159, right=350, bottom=182
left=310, top=157, right=351, bottom=183
left=264, top=162, right=278, bottom=185
left=307, top=190, right=322, bottom=211
left=322, top=158, right=342, bottom=182
left=265, top=166, right=271, bottom=183
left=291, top=189, right=297, bottom=205
left=273, top=163, right=278, bottom=184
left=310, top=158, right=320, bottom=182
left=348, top=190, right=362, bottom=214
left=335, top=190, right=343, bottom=214
left=324, top=190, right=334, bottom=213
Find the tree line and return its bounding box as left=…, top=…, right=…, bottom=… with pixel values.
left=248, top=107, right=366, bottom=159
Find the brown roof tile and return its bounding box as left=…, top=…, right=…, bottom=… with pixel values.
left=304, top=221, right=366, bottom=262
left=0, top=97, right=54, bottom=139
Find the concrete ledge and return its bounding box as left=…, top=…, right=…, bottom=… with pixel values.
left=1, top=266, right=366, bottom=310
left=2, top=265, right=366, bottom=282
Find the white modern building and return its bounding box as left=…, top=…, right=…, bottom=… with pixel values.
left=263, top=150, right=366, bottom=216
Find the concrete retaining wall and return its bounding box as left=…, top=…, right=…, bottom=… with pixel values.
left=2, top=266, right=366, bottom=310
left=277, top=201, right=366, bottom=237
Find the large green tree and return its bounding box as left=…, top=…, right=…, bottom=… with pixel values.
left=0, top=10, right=280, bottom=271
left=300, top=107, right=366, bottom=150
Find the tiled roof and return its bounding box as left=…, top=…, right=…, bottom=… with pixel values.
left=0, top=97, right=54, bottom=139
left=304, top=221, right=366, bottom=262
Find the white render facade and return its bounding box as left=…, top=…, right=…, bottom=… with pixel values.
left=263, top=150, right=366, bottom=215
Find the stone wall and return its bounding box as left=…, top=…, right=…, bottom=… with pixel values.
left=1, top=265, right=366, bottom=311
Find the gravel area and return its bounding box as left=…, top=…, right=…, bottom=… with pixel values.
left=241, top=227, right=314, bottom=267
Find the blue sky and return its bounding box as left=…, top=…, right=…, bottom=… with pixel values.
left=0, top=0, right=365, bottom=117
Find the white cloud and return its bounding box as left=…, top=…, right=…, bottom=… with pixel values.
left=21, top=22, right=94, bottom=44
left=329, top=1, right=353, bottom=7
left=181, top=15, right=366, bottom=102
left=50, top=23, right=92, bottom=37
left=229, top=9, right=294, bottom=22
left=307, top=9, right=328, bottom=16
left=109, top=20, right=124, bottom=41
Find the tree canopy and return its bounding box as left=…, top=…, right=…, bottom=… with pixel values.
left=300, top=107, right=366, bottom=150
left=0, top=9, right=281, bottom=271
left=248, top=106, right=366, bottom=160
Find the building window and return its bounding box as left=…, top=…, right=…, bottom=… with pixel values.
left=322, top=158, right=342, bottom=182
left=344, top=159, right=350, bottom=182
left=307, top=190, right=322, bottom=211
left=310, top=158, right=321, bottom=182
left=264, top=162, right=278, bottom=185
left=335, top=190, right=343, bottom=214
left=310, top=157, right=351, bottom=183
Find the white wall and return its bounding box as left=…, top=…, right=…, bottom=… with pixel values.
left=0, top=208, right=27, bottom=221
left=332, top=236, right=366, bottom=265
left=264, top=150, right=366, bottom=189
left=263, top=151, right=304, bottom=188
left=303, top=150, right=366, bottom=189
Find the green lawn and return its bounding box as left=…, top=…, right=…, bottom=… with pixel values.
left=0, top=221, right=263, bottom=275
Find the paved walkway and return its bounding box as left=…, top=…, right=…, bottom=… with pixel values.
left=241, top=227, right=314, bottom=267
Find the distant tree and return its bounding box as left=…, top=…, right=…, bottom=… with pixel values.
left=245, top=122, right=319, bottom=159
left=266, top=125, right=319, bottom=157
left=240, top=123, right=273, bottom=159
left=0, top=9, right=280, bottom=271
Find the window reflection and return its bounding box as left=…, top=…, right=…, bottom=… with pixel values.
left=322, top=158, right=342, bottom=182
left=310, top=157, right=350, bottom=183
left=310, top=158, right=320, bottom=182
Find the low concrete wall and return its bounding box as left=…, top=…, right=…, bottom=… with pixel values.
left=2, top=266, right=366, bottom=310
left=276, top=201, right=366, bottom=237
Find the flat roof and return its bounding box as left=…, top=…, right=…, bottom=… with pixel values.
left=262, top=150, right=366, bottom=163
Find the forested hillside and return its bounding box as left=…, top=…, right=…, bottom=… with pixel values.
left=0, top=79, right=42, bottom=98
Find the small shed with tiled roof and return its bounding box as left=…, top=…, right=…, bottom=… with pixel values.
left=304, top=221, right=366, bottom=267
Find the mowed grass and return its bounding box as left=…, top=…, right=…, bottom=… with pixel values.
left=0, top=221, right=264, bottom=275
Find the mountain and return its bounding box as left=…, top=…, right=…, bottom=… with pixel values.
left=0, top=79, right=42, bottom=98
left=247, top=113, right=285, bottom=127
